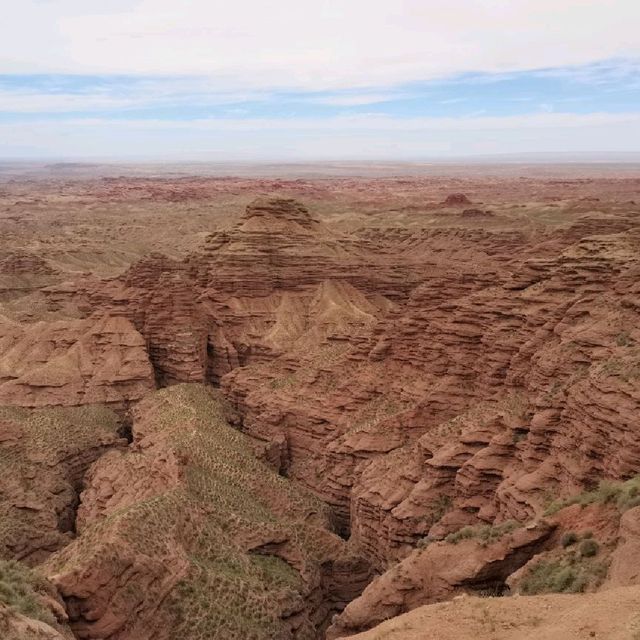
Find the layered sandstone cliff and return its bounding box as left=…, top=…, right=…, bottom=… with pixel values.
left=50, top=197, right=406, bottom=387
left=0, top=314, right=155, bottom=408
left=224, top=217, right=640, bottom=567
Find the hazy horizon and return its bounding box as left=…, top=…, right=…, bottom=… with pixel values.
left=3, top=152, right=640, bottom=165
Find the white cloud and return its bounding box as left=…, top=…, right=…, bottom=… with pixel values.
left=0, top=83, right=268, bottom=113
left=0, top=85, right=406, bottom=113
left=305, top=92, right=406, bottom=107
left=67, top=111, right=639, bottom=132
left=2, top=1, right=639, bottom=90
left=2, top=111, right=639, bottom=159
left=0, top=90, right=137, bottom=112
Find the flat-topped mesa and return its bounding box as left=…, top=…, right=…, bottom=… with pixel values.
left=443, top=193, right=472, bottom=206
left=194, top=197, right=345, bottom=295
left=239, top=197, right=324, bottom=234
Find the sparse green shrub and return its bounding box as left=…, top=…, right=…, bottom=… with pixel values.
left=553, top=566, right=579, bottom=592
left=521, top=561, right=562, bottom=594
left=545, top=475, right=640, bottom=516
left=561, top=532, right=578, bottom=548
left=445, top=526, right=476, bottom=544
left=416, top=536, right=432, bottom=549
left=431, top=495, right=452, bottom=521
left=446, top=521, right=519, bottom=545
left=519, top=548, right=607, bottom=596
left=580, top=539, right=599, bottom=558
left=616, top=331, right=632, bottom=347
left=521, top=561, right=581, bottom=595
left=0, top=560, right=54, bottom=625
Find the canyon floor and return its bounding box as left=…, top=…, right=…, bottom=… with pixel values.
left=1, top=162, right=639, bottom=639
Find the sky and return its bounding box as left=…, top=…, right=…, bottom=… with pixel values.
left=1, top=0, right=640, bottom=161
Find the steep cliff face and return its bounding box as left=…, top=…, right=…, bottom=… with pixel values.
left=220, top=220, right=537, bottom=533
left=329, top=477, right=640, bottom=637
left=347, top=228, right=640, bottom=567
left=80, top=255, right=209, bottom=386
left=326, top=521, right=555, bottom=638
left=192, top=198, right=359, bottom=380
left=222, top=215, right=640, bottom=568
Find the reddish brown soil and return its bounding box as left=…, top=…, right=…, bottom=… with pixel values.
left=344, top=586, right=640, bottom=640
left=0, top=164, right=639, bottom=639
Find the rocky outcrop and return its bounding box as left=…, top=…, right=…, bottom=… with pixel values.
left=443, top=193, right=472, bottom=206
left=78, top=254, right=209, bottom=386
left=0, top=560, right=73, bottom=639
left=605, top=506, right=640, bottom=587
left=44, top=385, right=371, bottom=640
left=0, top=314, right=155, bottom=407
left=0, top=404, right=125, bottom=563
left=224, top=218, right=640, bottom=571
left=326, top=521, right=554, bottom=638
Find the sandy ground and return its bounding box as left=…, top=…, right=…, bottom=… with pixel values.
left=347, top=586, right=640, bottom=640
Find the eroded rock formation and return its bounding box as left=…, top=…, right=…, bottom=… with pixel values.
left=0, top=404, right=125, bottom=563
left=0, top=314, right=155, bottom=408
left=0, top=560, right=73, bottom=640
left=327, top=521, right=554, bottom=638
left=225, top=218, right=640, bottom=567
left=44, top=385, right=371, bottom=640
left=1, top=179, right=640, bottom=640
